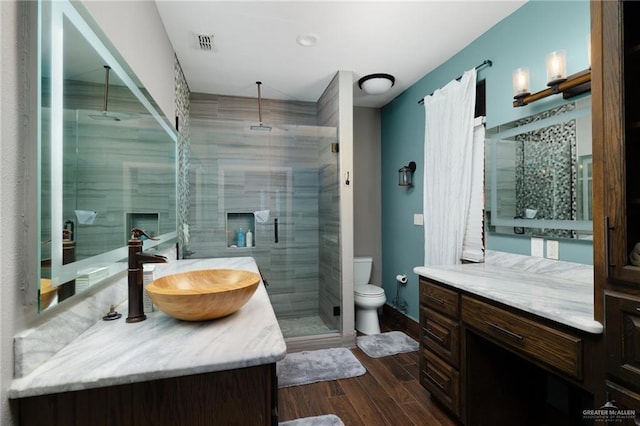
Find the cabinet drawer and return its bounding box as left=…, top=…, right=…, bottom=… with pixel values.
left=420, top=348, right=460, bottom=416
left=420, top=306, right=460, bottom=367
left=420, top=280, right=459, bottom=318
left=605, top=292, right=640, bottom=385
left=461, top=296, right=583, bottom=379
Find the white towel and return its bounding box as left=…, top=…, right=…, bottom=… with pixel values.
left=75, top=210, right=97, bottom=225
left=254, top=210, right=270, bottom=224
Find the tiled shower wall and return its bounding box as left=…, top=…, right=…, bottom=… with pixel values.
left=187, top=93, right=341, bottom=326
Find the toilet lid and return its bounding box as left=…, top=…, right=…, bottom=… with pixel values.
left=355, top=284, right=385, bottom=297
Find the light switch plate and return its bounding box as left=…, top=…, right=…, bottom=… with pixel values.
left=531, top=237, right=544, bottom=258
left=413, top=213, right=424, bottom=226
left=546, top=240, right=559, bottom=260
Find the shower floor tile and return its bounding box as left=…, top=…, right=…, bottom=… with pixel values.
left=277, top=315, right=335, bottom=338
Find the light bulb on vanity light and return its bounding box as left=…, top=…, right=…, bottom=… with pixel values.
left=512, top=67, right=530, bottom=99
left=546, top=50, right=567, bottom=86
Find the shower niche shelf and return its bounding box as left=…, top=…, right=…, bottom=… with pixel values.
left=226, top=212, right=255, bottom=249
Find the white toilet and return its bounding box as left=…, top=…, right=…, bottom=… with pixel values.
left=354, top=256, right=387, bottom=335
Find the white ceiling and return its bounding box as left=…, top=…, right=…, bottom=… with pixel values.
left=155, top=1, right=526, bottom=108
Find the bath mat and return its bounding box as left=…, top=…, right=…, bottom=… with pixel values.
left=279, top=414, right=345, bottom=426
left=277, top=347, right=366, bottom=388
left=356, top=331, right=419, bottom=358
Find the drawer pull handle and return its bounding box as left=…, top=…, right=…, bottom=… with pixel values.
left=425, top=294, right=445, bottom=305
left=424, top=371, right=445, bottom=390
left=487, top=322, right=523, bottom=341
left=424, top=327, right=445, bottom=343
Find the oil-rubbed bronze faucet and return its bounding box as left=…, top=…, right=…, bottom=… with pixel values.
left=126, top=228, right=168, bottom=323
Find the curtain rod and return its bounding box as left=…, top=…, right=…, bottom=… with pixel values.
left=417, top=59, right=492, bottom=105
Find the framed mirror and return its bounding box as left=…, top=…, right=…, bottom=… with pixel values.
left=485, top=96, right=592, bottom=240
left=39, top=0, right=178, bottom=311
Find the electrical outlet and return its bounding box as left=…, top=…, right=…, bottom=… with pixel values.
left=531, top=237, right=544, bottom=257
left=413, top=213, right=424, bottom=226
left=546, top=240, right=559, bottom=260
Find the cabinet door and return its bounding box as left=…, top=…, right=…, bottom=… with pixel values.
left=602, top=0, right=640, bottom=285
left=605, top=292, right=640, bottom=386
left=605, top=381, right=640, bottom=423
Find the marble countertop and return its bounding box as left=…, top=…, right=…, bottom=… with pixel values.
left=10, top=257, right=286, bottom=399
left=414, top=261, right=603, bottom=335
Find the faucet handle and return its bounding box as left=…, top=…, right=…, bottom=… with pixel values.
left=130, top=227, right=158, bottom=241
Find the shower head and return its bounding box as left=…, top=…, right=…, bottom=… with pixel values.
left=251, top=81, right=272, bottom=131
left=89, top=65, right=129, bottom=122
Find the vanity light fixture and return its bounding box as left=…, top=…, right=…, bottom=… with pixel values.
left=513, top=49, right=590, bottom=107
left=398, top=161, right=417, bottom=187
left=358, top=73, right=395, bottom=95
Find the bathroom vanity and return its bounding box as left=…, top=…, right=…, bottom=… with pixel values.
left=10, top=257, right=286, bottom=426
left=415, top=255, right=603, bottom=425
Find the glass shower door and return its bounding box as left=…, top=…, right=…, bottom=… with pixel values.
left=188, top=118, right=340, bottom=338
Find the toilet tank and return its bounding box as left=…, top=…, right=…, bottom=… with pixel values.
left=353, top=256, right=373, bottom=286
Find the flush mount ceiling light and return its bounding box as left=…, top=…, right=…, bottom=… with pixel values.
left=296, top=33, right=319, bottom=47
left=358, top=73, right=396, bottom=95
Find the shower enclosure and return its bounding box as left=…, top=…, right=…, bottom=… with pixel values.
left=187, top=118, right=341, bottom=338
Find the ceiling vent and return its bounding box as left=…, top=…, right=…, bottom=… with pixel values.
left=195, top=34, right=215, bottom=51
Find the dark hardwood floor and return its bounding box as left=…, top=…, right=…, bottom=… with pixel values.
left=278, top=311, right=458, bottom=426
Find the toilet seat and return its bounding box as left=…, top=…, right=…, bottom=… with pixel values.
left=355, top=284, right=385, bottom=297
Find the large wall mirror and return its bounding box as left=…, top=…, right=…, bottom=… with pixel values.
left=39, top=0, right=178, bottom=312
left=485, top=96, right=592, bottom=240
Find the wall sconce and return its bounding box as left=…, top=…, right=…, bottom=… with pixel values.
left=398, top=161, right=416, bottom=187
left=358, top=73, right=395, bottom=95
left=513, top=49, right=590, bottom=107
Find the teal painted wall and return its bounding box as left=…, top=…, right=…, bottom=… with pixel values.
left=381, top=1, right=591, bottom=321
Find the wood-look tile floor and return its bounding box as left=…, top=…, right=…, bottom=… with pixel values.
left=278, top=320, right=458, bottom=426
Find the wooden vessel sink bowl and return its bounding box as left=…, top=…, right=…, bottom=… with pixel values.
left=146, top=269, right=261, bottom=321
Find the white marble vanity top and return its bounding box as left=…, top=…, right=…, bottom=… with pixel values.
left=9, top=257, right=286, bottom=399
left=414, top=256, right=603, bottom=335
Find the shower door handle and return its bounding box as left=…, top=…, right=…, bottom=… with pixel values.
left=274, top=218, right=279, bottom=243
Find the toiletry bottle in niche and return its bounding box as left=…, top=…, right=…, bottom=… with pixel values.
left=237, top=228, right=245, bottom=248
left=246, top=229, right=253, bottom=247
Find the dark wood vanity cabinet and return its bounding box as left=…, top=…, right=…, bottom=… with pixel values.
left=593, top=0, right=640, bottom=414
left=17, top=364, right=278, bottom=426
left=419, top=278, right=600, bottom=424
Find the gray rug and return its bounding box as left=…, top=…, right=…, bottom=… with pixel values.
left=356, top=331, right=419, bottom=358
left=279, top=414, right=345, bottom=426
left=277, top=347, right=366, bottom=388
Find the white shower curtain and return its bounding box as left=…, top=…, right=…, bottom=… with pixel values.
left=423, top=69, right=477, bottom=266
